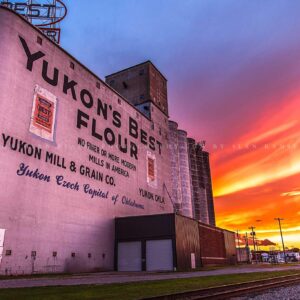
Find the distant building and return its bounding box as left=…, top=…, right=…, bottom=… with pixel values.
left=236, top=247, right=251, bottom=263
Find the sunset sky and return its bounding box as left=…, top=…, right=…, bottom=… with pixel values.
left=62, top=0, right=300, bottom=248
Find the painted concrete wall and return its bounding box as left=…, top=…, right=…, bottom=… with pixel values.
left=0, top=7, right=173, bottom=275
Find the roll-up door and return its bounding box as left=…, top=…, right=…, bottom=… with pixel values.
left=0, top=229, right=5, bottom=265
left=117, top=241, right=142, bottom=271
left=146, top=239, right=173, bottom=271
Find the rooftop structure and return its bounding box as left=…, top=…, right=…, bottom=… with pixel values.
left=106, top=61, right=168, bottom=117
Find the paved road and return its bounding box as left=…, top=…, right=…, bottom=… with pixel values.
left=0, top=265, right=300, bottom=289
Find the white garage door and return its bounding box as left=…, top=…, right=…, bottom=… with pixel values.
left=118, top=241, right=142, bottom=271
left=146, top=239, right=173, bottom=271
left=0, top=229, right=5, bottom=265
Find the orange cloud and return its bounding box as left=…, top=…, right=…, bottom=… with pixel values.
left=212, top=94, right=300, bottom=248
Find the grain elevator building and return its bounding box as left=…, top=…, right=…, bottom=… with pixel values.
left=0, top=6, right=232, bottom=275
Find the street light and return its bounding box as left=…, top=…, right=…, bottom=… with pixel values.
left=274, top=218, right=287, bottom=264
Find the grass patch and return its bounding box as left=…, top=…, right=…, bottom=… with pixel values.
left=0, top=270, right=299, bottom=300
left=0, top=273, right=71, bottom=281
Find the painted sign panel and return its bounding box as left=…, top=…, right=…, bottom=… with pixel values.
left=29, top=85, right=57, bottom=142
left=147, top=151, right=157, bottom=188
left=0, top=1, right=67, bottom=43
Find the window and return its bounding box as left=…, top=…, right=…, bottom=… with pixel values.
left=31, top=251, right=36, bottom=258
left=139, top=69, right=144, bottom=76
left=147, top=152, right=157, bottom=187
left=5, top=250, right=12, bottom=256
left=70, top=62, right=75, bottom=70
left=53, top=251, right=57, bottom=257
left=88, top=253, right=92, bottom=258
left=37, top=36, right=43, bottom=45
left=71, top=252, right=76, bottom=257
left=118, top=98, right=121, bottom=105
left=96, top=82, right=100, bottom=89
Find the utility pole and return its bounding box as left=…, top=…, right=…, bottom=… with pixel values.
left=274, top=218, right=287, bottom=263
left=249, top=226, right=257, bottom=263
left=236, top=230, right=241, bottom=263
left=245, top=232, right=251, bottom=264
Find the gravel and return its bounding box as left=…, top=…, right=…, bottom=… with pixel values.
left=231, top=284, right=300, bottom=300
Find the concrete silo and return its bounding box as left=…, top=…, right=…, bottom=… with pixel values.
left=168, top=121, right=182, bottom=212
left=177, top=130, right=193, bottom=218
left=187, top=138, right=209, bottom=224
